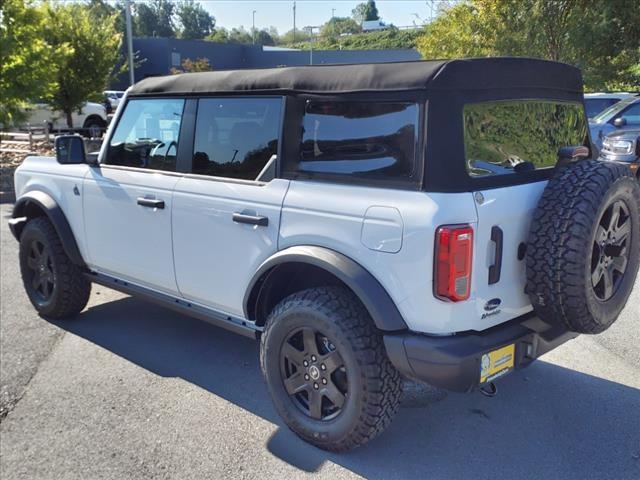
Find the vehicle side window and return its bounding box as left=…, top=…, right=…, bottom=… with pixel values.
left=618, top=103, right=640, bottom=125
left=463, top=100, right=587, bottom=177
left=192, top=98, right=282, bottom=181
left=584, top=99, right=616, bottom=119
left=105, top=98, right=185, bottom=172
left=287, top=101, right=419, bottom=185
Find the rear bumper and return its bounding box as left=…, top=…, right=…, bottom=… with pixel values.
left=384, top=314, right=578, bottom=393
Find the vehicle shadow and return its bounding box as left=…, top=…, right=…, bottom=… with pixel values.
left=49, top=295, right=640, bottom=480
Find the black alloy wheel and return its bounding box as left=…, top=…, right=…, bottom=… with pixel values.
left=260, top=286, right=402, bottom=451
left=591, top=200, right=631, bottom=301
left=18, top=217, right=91, bottom=318
left=24, top=238, right=56, bottom=304
left=280, top=327, right=348, bottom=421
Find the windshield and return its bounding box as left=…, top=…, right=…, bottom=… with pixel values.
left=592, top=97, right=637, bottom=123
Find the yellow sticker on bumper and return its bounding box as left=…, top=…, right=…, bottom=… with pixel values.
left=480, top=344, right=515, bottom=384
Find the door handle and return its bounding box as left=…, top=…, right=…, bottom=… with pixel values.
left=488, top=226, right=503, bottom=285
left=232, top=212, right=268, bottom=227
left=137, top=197, right=165, bottom=209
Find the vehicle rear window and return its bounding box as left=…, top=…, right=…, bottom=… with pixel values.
left=463, top=100, right=587, bottom=178
left=289, top=101, right=419, bottom=186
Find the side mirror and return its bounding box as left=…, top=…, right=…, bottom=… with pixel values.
left=613, top=117, right=627, bottom=127
left=557, top=145, right=590, bottom=166
left=55, top=135, right=86, bottom=164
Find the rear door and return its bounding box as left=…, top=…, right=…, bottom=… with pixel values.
left=465, top=99, right=590, bottom=328
left=171, top=97, right=287, bottom=316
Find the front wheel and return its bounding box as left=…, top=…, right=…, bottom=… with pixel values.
left=19, top=217, right=91, bottom=318
left=260, top=287, right=402, bottom=452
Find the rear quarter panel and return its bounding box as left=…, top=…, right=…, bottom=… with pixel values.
left=279, top=180, right=481, bottom=335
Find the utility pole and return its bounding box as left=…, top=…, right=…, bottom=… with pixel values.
left=252, top=10, right=256, bottom=44
left=293, top=1, right=296, bottom=42
left=304, top=26, right=314, bottom=65
left=125, top=0, right=135, bottom=85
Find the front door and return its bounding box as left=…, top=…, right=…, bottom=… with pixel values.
left=83, top=97, right=186, bottom=295
left=172, top=97, right=287, bottom=316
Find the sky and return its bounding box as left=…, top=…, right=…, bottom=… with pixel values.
left=199, top=1, right=447, bottom=34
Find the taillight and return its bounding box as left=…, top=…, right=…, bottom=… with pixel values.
left=434, top=225, right=473, bottom=302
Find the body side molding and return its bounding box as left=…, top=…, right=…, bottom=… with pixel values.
left=244, top=245, right=408, bottom=332
left=11, top=190, right=86, bottom=267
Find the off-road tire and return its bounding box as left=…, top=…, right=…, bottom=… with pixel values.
left=260, top=286, right=402, bottom=452
left=19, top=217, right=91, bottom=318
left=526, top=160, right=640, bottom=333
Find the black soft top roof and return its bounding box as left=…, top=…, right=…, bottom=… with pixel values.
left=129, top=57, right=583, bottom=96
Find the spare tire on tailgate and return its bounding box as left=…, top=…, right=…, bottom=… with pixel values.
left=526, top=159, right=640, bottom=334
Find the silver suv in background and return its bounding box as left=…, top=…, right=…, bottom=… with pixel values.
left=599, top=129, right=640, bottom=178
left=590, top=95, right=640, bottom=151
left=584, top=92, right=636, bottom=119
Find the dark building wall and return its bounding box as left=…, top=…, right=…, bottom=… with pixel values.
left=112, top=38, right=421, bottom=89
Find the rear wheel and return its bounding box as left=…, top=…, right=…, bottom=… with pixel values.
left=82, top=116, right=105, bottom=138
left=19, top=217, right=91, bottom=318
left=260, top=287, right=402, bottom=452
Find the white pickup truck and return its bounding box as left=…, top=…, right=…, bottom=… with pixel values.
left=20, top=101, right=108, bottom=137
left=8, top=58, right=640, bottom=451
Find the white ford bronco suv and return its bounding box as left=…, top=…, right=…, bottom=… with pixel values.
left=9, top=58, right=640, bottom=451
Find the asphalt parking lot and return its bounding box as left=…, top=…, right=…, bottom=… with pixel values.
left=1, top=202, right=639, bottom=479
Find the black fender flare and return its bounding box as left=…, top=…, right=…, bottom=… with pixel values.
left=243, top=245, right=408, bottom=332
left=11, top=191, right=86, bottom=268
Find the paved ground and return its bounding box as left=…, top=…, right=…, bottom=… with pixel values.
left=1, top=202, right=639, bottom=479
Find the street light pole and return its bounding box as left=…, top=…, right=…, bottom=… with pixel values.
left=252, top=10, right=256, bottom=44
left=304, top=26, right=314, bottom=65
left=125, top=0, right=135, bottom=85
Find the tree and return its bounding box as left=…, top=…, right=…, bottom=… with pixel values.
left=228, top=27, right=253, bottom=44
left=416, top=0, right=640, bottom=91
left=281, top=26, right=420, bottom=50
left=206, top=26, right=253, bottom=44
left=254, top=29, right=276, bottom=46
left=45, top=3, right=122, bottom=127
left=207, top=28, right=230, bottom=43
left=177, top=0, right=215, bottom=40
left=134, top=0, right=176, bottom=38
left=320, top=17, right=361, bottom=38
left=0, top=0, right=68, bottom=127
left=277, top=29, right=300, bottom=45
left=352, top=1, right=380, bottom=24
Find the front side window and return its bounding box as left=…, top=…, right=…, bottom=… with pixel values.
left=584, top=98, right=617, bottom=119
left=192, top=98, right=282, bottom=181
left=463, top=100, right=587, bottom=177
left=618, top=102, right=640, bottom=125
left=105, top=98, right=185, bottom=172
left=293, top=101, right=419, bottom=185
